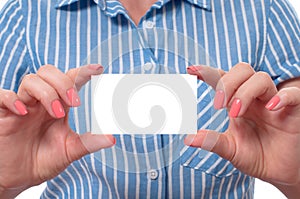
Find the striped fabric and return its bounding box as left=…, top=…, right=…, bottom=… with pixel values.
left=0, top=0, right=300, bottom=198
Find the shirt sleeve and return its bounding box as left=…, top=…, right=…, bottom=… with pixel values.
left=0, top=0, right=32, bottom=92
left=259, top=0, right=300, bottom=85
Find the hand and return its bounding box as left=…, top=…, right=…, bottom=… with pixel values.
left=0, top=64, right=115, bottom=197
left=185, top=63, right=300, bottom=187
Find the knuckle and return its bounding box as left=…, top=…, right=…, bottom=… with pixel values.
left=2, top=90, right=16, bottom=101
left=66, top=68, right=77, bottom=77
left=22, top=74, right=37, bottom=82
left=237, top=62, right=252, bottom=69
left=20, top=74, right=39, bottom=89
left=233, top=62, right=255, bottom=74
left=37, top=64, right=56, bottom=75
left=217, top=68, right=226, bottom=76
left=218, top=75, right=233, bottom=90
left=257, top=71, right=271, bottom=80
left=39, top=90, right=56, bottom=101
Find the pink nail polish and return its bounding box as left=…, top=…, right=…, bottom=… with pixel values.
left=214, top=90, right=225, bottom=109
left=229, top=98, right=242, bottom=118
left=51, top=100, right=65, bottom=118
left=106, top=135, right=116, bottom=145
left=187, top=66, right=203, bottom=80
left=67, top=88, right=81, bottom=107
left=187, top=66, right=198, bottom=72
left=14, top=100, right=28, bottom=115
left=88, top=64, right=103, bottom=70
left=265, top=96, right=280, bottom=110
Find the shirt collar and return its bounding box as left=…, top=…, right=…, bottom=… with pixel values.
left=55, top=0, right=106, bottom=9
left=55, top=0, right=211, bottom=10
left=185, top=0, right=211, bottom=10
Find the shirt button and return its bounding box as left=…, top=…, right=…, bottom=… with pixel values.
left=149, top=169, right=158, bottom=180
left=143, top=62, right=153, bottom=71
left=144, top=21, right=155, bottom=29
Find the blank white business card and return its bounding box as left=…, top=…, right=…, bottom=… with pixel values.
left=91, top=74, right=197, bottom=134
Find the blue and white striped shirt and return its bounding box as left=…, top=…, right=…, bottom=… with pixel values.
left=0, top=0, right=300, bottom=198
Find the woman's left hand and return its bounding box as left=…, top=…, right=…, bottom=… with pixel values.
left=185, top=63, right=300, bottom=187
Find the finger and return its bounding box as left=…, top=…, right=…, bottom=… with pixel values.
left=66, top=133, right=116, bottom=162
left=187, top=65, right=226, bottom=110
left=37, top=65, right=81, bottom=107
left=187, top=65, right=225, bottom=89
left=228, top=72, right=277, bottom=117
left=266, top=87, right=300, bottom=111
left=184, top=130, right=235, bottom=162
left=214, top=63, right=255, bottom=109
left=18, top=74, right=65, bottom=118
left=187, top=63, right=255, bottom=110
left=0, top=89, right=28, bottom=115
left=66, top=64, right=104, bottom=91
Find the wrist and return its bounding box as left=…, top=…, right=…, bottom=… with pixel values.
left=273, top=181, right=300, bottom=199
left=0, top=186, right=24, bottom=199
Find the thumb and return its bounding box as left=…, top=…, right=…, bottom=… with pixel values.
left=66, top=133, right=116, bottom=162
left=67, top=64, right=104, bottom=91
left=184, top=130, right=236, bottom=162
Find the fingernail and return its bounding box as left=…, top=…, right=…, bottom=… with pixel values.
left=184, top=134, right=197, bottom=146
left=265, top=96, right=280, bottom=110
left=51, top=100, right=65, bottom=118
left=14, top=100, right=28, bottom=115
left=229, top=98, right=242, bottom=118
left=81, top=134, right=116, bottom=153
left=214, top=90, right=225, bottom=109
left=88, top=64, right=103, bottom=70
left=187, top=66, right=203, bottom=80
left=67, top=88, right=81, bottom=107
left=187, top=66, right=198, bottom=72
left=106, top=134, right=116, bottom=145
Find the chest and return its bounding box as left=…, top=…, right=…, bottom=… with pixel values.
left=28, top=0, right=265, bottom=73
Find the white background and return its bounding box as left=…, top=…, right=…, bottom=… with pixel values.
left=0, top=0, right=299, bottom=198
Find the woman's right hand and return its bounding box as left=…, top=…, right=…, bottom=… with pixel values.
left=0, top=64, right=115, bottom=198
